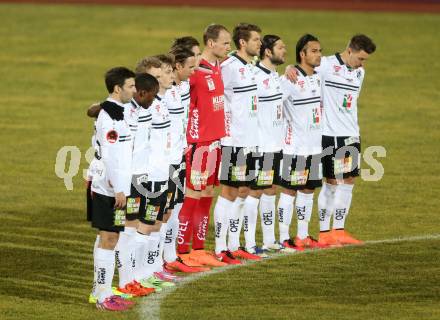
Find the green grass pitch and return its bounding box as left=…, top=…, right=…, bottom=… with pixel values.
left=0, top=3, right=439, bottom=320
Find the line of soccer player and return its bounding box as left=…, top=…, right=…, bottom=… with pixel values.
left=85, top=23, right=376, bottom=311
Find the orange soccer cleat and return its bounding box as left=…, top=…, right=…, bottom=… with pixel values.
left=331, top=229, right=364, bottom=245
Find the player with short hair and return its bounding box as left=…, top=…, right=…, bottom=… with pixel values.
left=177, top=24, right=232, bottom=267
left=278, top=34, right=327, bottom=250
left=171, top=36, right=202, bottom=66
left=214, top=22, right=263, bottom=263
left=243, top=35, right=292, bottom=255
left=316, top=34, right=376, bottom=245
left=161, top=46, right=208, bottom=273
left=130, top=54, right=177, bottom=291
left=87, top=70, right=162, bottom=301
left=89, top=66, right=136, bottom=311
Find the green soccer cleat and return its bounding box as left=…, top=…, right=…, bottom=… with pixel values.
left=140, top=275, right=175, bottom=291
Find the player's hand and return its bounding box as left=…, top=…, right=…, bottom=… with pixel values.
left=114, top=192, right=126, bottom=209
left=285, top=65, right=299, bottom=83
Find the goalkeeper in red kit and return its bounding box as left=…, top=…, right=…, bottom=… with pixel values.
left=176, top=24, right=232, bottom=267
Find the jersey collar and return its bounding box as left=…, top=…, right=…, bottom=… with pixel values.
left=232, top=53, right=248, bottom=65
left=155, top=95, right=162, bottom=101
left=256, top=62, right=271, bottom=74
left=130, top=98, right=141, bottom=109
left=335, top=52, right=345, bottom=65
left=199, top=58, right=218, bottom=70
left=295, top=65, right=316, bottom=77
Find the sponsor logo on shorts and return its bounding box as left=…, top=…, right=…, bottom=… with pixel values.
left=290, top=169, right=309, bottom=186
left=257, top=170, right=274, bottom=186
left=231, top=165, right=247, bottom=182
left=334, top=157, right=353, bottom=175
left=126, top=197, right=140, bottom=214
left=114, top=209, right=126, bottom=226
left=145, top=204, right=159, bottom=222
left=190, top=170, right=209, bottom=189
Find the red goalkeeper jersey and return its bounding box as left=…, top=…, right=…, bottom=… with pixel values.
left=186, top=59, right=226, bottom=143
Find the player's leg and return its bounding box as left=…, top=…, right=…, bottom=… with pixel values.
left=317, top=135, right=340, bottom=246
left=294, top=155, right=326, bottom=249
left=91, top=193, right=134, bottom=310
left=177, top=144, right=201, bottom=257
left=228, top=186, right=248, bottom=252
left=214, top=146, right=238, bottom=258
left=275, top=152, right=298, bottom=248
left=188, top=141, right=228, bottom=267
left=330, top=137, right=363, bottom=245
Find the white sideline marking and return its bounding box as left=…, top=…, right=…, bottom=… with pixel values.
left=139, top=233, right=440, bottom=320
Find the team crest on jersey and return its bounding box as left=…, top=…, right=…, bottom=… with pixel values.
left=106, top=130, right=118, bottom=143
left=239, top=67, right=246, bottom=79
left=333, top=65, right=341, bottom=74
left=298, top=80, right=305, bottom=92
left=263, top=78, right=270, bottom=89
left=171, top=90, right=177, bottom=101
left=356, top=70, right=362, bottom=79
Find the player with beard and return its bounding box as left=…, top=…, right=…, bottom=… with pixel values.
left=214, top=23, right=263, bottom=263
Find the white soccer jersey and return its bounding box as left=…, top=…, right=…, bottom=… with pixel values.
left=91, top=98, right=132, bottom=197
left=317, top=53, right=365, bottom=137
left=177, top=80, right=190, bottom=150
left=220, top=54, right=258, bottom=147
left=165, top=85, right=185, bottom=165
left=146, top=95, right=171, bottom=182
left=124, top=98, right=152, bottom=175
left=254, top=62, right=284, bottom=153
left=281, top=66, right=322, bottom=156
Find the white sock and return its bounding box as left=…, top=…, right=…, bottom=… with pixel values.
left=332, top=184, right=354, bottom=229
left=260, top=194, right=276, bottom=247
left=213, top=196, right=233, bottom=254
left=243, top=196, right=259, bottom=251
left=151, top=230, right=163, bottom=273
left=164, top=204, right=181, bottom=263
left=318, top=183, right=337, bottom=232
left=91, top=235, right=100, bottom=296
left=115, top=227, right=136, bottom=288
left=277, top=193, right=295, bottom=243
left=295, top=192, right=314, bottom=239
left=227, top=196, right=245, bottom=252
left=134, top=232, right=148, bottom=281
left=94, top=247, right=115, bottom=302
